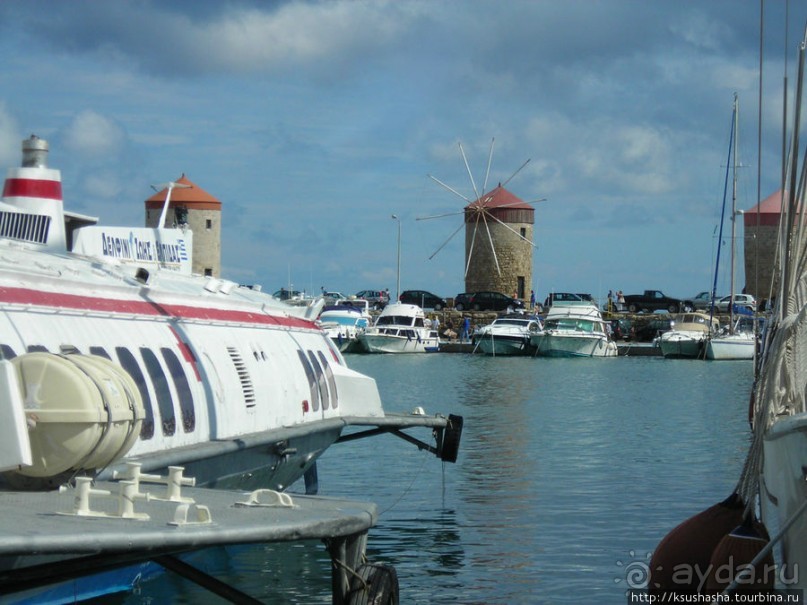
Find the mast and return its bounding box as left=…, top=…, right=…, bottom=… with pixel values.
left=729, top=93, right=739, bottom=334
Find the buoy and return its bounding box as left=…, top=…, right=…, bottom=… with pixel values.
left=649, top=493, right=745, bottom=594
left=347, top=562, right=399, bottom=605
left=704, top=517, right=774, bottom=594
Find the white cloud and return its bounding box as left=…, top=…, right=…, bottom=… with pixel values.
left=63, top=111, right=126, bottom=158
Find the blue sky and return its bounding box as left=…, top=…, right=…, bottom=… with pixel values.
left=0, top=1, right=804, bottom=303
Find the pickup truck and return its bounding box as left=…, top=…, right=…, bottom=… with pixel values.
left=623, top=290, right=694, bottom=314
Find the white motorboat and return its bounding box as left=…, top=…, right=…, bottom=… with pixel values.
left=531, top=303, right=617, bottom=357
left=0, top=136, right=462, bottom=602
left=358, top=302, right=439, bottom=353
left=658, top=312, right=719, bottom=359
left=317, top=299, right=371, bottom=352
left=474, top=314, right=542, bottom=356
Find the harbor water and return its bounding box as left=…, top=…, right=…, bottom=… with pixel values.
left=122, top=354, right=754, bottom=604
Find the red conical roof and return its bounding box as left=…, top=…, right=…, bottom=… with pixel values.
left=465, top=185, right=532, bottom=210
left=145, top=174, right=221, bottom=211
left=744, top=190, right=801, bottom=227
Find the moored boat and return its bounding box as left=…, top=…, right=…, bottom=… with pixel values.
left=531, top=303, right=617, bottom=357
left=317, top=299, right=371, bottom=352
left=358, top=302, right=440, bottom=353
left=658, top=312, right=719, bottom=359
left=474, top=314, right=542, bottom=356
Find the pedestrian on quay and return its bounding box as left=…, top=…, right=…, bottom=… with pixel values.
left=530, top=290, right=536, bottom=310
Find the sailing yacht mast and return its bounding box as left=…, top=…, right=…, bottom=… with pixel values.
left=729, top=93, right=739, bottom=333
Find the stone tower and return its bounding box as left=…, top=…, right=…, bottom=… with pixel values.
left=145, top=174, right=222, bottom=278
left=464, top=185, right=534, bottom=300
left=743, top=189, right=801, bottom=307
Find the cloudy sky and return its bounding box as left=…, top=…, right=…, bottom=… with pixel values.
left=0, top=1, right=804, bottom=303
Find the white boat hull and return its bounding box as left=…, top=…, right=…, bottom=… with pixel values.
left=760, top=414, right=807, bottom=590
left=705, top=333, right=755, bottom=360
left=476, top=335, right=532, bottom=356
left=531, top=333, right=617, bottom=357
left=658, top=333, right=706, bottom=359
left=358, top=332, right=439, bottom=353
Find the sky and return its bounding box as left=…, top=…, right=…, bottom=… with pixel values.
left=0, top=1, right=805, bottom=304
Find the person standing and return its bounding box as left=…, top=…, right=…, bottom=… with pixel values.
left=461, top=316, right=471, bottom=342
left=530, top=289, right=536, bottom=310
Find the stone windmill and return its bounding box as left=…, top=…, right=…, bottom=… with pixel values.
left=419, top=140, right=539, bottom=301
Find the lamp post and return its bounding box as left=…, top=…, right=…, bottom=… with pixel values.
left=391, top=214, right=401, bottom=302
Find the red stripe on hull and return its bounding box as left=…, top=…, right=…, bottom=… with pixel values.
left=2, top=178, right=63, bottom=200
left=0, top=286, right=318, bottom=330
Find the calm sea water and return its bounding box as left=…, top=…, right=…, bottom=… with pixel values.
left=122, top=354, right=754, bottom=604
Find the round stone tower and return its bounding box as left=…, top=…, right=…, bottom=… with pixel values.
left=464, top=185, right=534, bottom=301
left=145, top=174, right=221, bottom=277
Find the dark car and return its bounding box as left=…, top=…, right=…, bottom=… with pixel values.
left=355, top=289, right=389, bottom=310
left=273, top=288, right=303, bottom=301
left=399, top=290, right=447, bottom=310
left=453, top=292, right=475, bottom=311
left=466, top=291, right=525, bottom=312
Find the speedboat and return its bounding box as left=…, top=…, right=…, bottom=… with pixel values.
left=317, top=299, right=371, bottom=352
left=474, top=314, right=542, bottom=356
left=531, top=302, right=617, bottom=357
left=358, top=302, right=439, bottom=353
left=0, top=136, right=462, bottom=602
left=658, top=312, right=719, bottom=359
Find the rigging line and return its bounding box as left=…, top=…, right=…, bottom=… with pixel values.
left=481, top=212, right=501, bottom=275
left=500, top=158, right=531, bottom=188
left=379, top=452, right=431, bottom=516
left=483, top=210, right=537, bottom=247
left=428, top=221, right=465, bottom=261
left=428, top=174, right=471, bottom=203
left=465, top=220, right=480, bottom=278
left=481, top=137, right=495, bottom=195
left=459, top=142, right=481, bottom=204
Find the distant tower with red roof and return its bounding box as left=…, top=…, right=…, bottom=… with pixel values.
left=464, top=185, right=534, bottom=299
left=145, top=175, right=221, bottom=278
left=743, top=189, right=803, bottom=304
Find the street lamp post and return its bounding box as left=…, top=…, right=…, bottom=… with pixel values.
left=391, top=214, right=401, bottom=302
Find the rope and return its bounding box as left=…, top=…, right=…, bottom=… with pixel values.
left=379, top=452, right=431, bottom=516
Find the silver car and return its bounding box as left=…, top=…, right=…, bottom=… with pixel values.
left=715, top=294, right=756, bottom=313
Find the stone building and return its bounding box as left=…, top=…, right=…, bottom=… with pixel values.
left=145, top=174, right=221, bottom=278
left=742, top=189, right=801, bottom=305
left=464, top=185, right=534, bottom=300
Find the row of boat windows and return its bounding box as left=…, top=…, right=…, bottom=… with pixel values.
left=0, top=342, right=339, bottom=441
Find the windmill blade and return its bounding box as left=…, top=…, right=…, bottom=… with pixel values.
left=481, top=212, right=502, bottom=275
left=459, top=142, right=481, bottom=203
left=416, top=208, right=467, bottom=221
left=482, top=208, right=537, bottom=247
left=428, top=174, right=471, bottom=203
left=500, top=158, right=531, bottom=188
left=428, top=221, right=465, bottom=260
left=481, top=138, right=495, bottom=195
left=465, top=219, right=480, bottom=278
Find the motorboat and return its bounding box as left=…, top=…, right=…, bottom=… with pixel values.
left=530, top=302, right=617, bottom=357
left=358, top=302, right=439, bottom=353
left=317, top=299, right=371, bottom=352
left=473, top=314, right=542, bottom=356
left=0, top=136, right=462, bottom=602
left=658, top=312, right=719, bottom=359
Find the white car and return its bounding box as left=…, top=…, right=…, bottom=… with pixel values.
left=715, top=294, right=756, bottom=313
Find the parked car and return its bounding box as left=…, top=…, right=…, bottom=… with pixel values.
left=465, top=291, right=524, bottom=312
left=715, top=294, right=757, bottom=313
left=453, top=292, right=475, bottom=311
left=544, top=292, right=586, bottom=307
left=273, top=288, right=303, bottom=301
left=399, top=290, right=447, bottom=310
left=322, top=291, right=346, bottom=305
left=691, top=291, right=720, bottom=311
left=354, top=289, right=389, bottom=310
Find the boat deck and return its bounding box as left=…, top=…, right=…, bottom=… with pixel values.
left=0, top=481, right=377, bottom=602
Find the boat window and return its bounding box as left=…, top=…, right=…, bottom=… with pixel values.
left=307, top=350, right=330, bottom=410
left=140, top=347, right=176, bottom=436
left=161, top=348, right=196, bottom=432
left=115, top=347, right=155, bottom=440
left=27, top=345, right=48, bottom=352
left=0, top=344, right=16, bottom=359
left=317, top=351, right=338, bottom=408
left=89, top=346, right=111, bottom=359
left=297, top=350, right=320, bottom=412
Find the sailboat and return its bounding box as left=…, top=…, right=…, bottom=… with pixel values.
left=705, top=94, right=757, bottom=361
